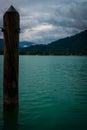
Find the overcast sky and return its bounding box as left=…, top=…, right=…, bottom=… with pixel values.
left=0, top=0, right=87, bottom=44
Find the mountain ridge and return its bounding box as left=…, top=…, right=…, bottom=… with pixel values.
left=19, top=41, right=35, bottom=48
left=20, top=29, right=87, bottom=55
left=0, top=29, right=87, bottom=55
left=0, top=40, right=35, bottom=52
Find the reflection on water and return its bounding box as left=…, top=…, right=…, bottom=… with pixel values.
left=0, top=56, right=87, bottom=130
left=3, top=109, right=18, bottom=130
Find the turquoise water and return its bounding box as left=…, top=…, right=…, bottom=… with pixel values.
left=0, top=56, right=87, bottom=130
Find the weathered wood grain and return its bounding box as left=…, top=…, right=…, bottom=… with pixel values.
left=3, top=6, right=20, bottom=110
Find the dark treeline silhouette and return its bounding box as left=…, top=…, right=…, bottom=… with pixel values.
left=0, top=29, right=87, bottom=55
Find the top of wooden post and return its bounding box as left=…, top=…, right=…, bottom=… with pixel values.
left=6, top=5, right=18, bottom=13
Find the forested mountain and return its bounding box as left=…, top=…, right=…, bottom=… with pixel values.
left=0, top=30, right=87, bottom=55
left=20, top=30, right=87, bottom=55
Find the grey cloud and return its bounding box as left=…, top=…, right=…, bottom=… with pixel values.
left=0, top=0, right=87, bottom=43
left=40, top=1, right=87, bottom=37
left=69, top=2, right=87, bottom=30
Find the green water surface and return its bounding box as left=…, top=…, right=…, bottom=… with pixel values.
left=0, top=56, right=87, bottom=130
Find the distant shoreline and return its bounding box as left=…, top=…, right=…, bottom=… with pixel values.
left=0, top=53, right=87, bottom=56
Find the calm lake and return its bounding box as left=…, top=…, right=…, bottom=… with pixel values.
left=0, top=56, right=87, bottom=130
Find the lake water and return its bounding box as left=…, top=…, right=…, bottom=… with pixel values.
left=0, top=56, right=87, bottom=130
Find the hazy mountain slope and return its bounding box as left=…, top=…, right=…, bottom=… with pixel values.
left=20, top=30, right=87, bottom=55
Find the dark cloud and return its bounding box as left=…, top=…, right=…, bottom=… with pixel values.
left=0, top=0, right=87, bottom=43
left=38, top=1, right=87, bottom=42
left=69, top=2, right=87, bottom=30
left=45, top=1, right=87, bottom=30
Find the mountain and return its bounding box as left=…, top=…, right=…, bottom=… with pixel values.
left=0, top=40, right=35, bottom=53
left=0, top=30, right=87, bottom=55
left=20, top=29, right=87, bottom=55
left=19, top=41, right=35, bottom=48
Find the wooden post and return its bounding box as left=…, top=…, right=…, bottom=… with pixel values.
left=3, top=5, right=20, bottom=110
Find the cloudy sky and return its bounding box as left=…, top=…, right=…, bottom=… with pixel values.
left=0, top=0, right=87, bottom=44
